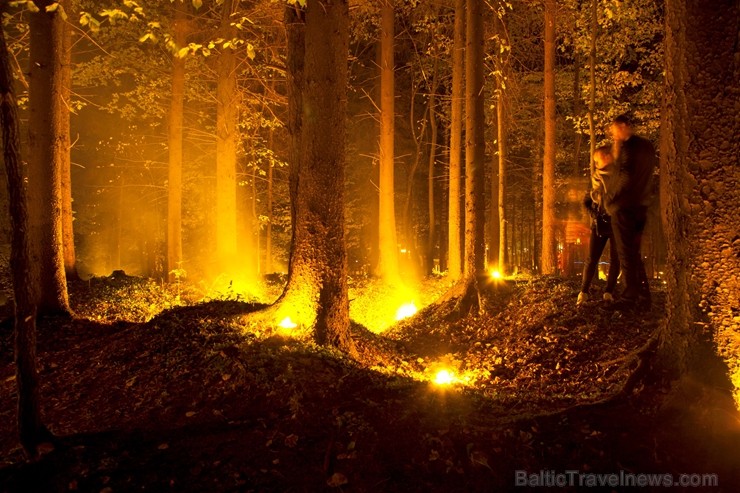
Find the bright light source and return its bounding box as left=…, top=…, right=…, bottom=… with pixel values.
left=434, top=369, right=455, bottom=385
left=278, top=317, right=297, bottom=329
left=490, top=270, right=502, bottom=280
left=395, top=302, right=417, bottom=321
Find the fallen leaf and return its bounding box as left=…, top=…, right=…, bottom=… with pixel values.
left=326, top=472, right=348, bottom=487
left=158, top=443, right=169, bottom=450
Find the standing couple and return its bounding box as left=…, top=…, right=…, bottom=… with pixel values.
left=577, top=114, right=656, bottom=310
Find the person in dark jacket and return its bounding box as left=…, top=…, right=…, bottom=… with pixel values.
left=577, top=145, right=620, bottom=306
left=606, top=114, right=656, bottom=309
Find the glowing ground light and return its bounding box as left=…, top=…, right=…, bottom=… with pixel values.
left=434, top=369, right=455, bottom=386
left=278, top=317, right=298, bottom=329
left=395, top=303, right=418, bottom=321
left=490, top=270, right=502, bottom=280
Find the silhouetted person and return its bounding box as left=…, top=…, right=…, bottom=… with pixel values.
left=577, top=145, right=620, bottom=306
left=606, top=114, right=656, bottom=309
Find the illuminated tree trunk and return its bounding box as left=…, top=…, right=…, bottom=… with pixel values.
left=60, top=5, right=76, bottom=279
left=447, top=0, right=464, bottom=280
left=215, top=0, right=239, bottom=273
left=0, top=25, right=51, bottom=459
left=587, top=0, right=597, bottom=177
left=497, top=77, right=507, bottom=273
left=376, top=0, right=399, bottom=284
left=572, top=53, right=583, bottom=176
left=541, top=0, right=557, bottom=274
left=265, top=127, right=274, bottom=274
left=167, top=2, right=187, bottom=282
left=659, top=0, right=740, bottom=399
left=489, top=102, right=499, bottom=269
left=443, top=0, right=486, bottom=316
left=27, top=0, right=70, bottom=314
left=426, top=58, right=439, bottom=275
left=277, top=0, right=356, bottom=356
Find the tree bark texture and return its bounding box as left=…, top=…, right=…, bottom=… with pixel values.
left=27, top=0, right=70, bottom=313
left=278, top=0, right=356, bottom=356
left=447, top=0, right=465, bottom=280
left=541, top=0, right=557, bottom=274
left=456, top=0, right=486, bottom=314
left=497, top=78, right=507, bottom=273
left=660, top=0, right=740, bottom=402
left=0, top=22, right=50, bottom=458
left=426, top=58, right=439, bottom=276
left=167, top=2, right=187, bottom=281
left=215, top=0, right=239, bottom=274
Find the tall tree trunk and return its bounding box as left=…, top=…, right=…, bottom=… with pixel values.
left=426, top=59, right=439, bottom=276
left=450, top=0, right=486, bottom=315
left=276, top=0, right=356, bottom=356
left=265, top=126, right=274, bottom=274
left=497, top=77, right=507, bottom=273
left=167, top=2, right=187, bottom=282
left=659, top=0, right=740, bottom=401
left=0, top=23, right=51, bottom=459
left=215, top=0, right=239, bottom=274
left=284, top=4, right=304, bottom=280
left=488, top=97, right=500, bottom=270
left=377, top=0, right=399, bottom=284
left=59, top=2, right=75, bottom=279
left=572, top=52, right=583, bottom=176
left=447, top=0, right=465, bottom=280
left=588, top=0, right=597, bottom=176
left=27, top=0, right=70, bottom=314
left=541, top=0, right=557, bottom=274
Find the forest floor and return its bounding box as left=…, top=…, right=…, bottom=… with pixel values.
left=0, top=273, right=739, bottom=492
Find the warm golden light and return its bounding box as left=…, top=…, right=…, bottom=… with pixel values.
left=395, top=302, right=418, bottom=320
left=278, top=317, right=298, bottom=329
left=434, top=369, right=455, bottom=385
left=490, top=270, right=502, bottom=280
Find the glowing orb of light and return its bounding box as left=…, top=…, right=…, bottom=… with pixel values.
left=395, top=302, right=418, bottom=321
left=490, top=270, right=502, bottom=280
left=278, top=317, right=298, bottom=329
left=434, top=369, right=455, bottom=386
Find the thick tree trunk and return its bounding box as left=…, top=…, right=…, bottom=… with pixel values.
left=27, top=0, right=70, bottom=314
left=167, top=2, right=187, bottom=282
left=376, top=0, right=399, bottom=283
left=453, top=0, right=486, bottom=314
left=541, top=0, right=557, bottom=274
left=0, top=24, right=51, bottom=459
left=659, top=0, right=740, bottom=404
left=276, top=0, right=356, bottom=356
left=447, top=0, right=465, bottom=280
left=215, top=0, right=239, bottom=274
left=488, top=99, right=499, bottom=270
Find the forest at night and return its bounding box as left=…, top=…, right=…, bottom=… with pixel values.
left=0, top=0, right=738, bottom=491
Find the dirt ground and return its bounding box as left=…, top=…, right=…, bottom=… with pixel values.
left=1, top=275, right=738, bottom=492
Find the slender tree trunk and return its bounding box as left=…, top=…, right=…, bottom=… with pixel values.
left=447, top=0, right=465, bottom=280
left=284, top=4, right=304, bottom=280
left=252, top=165, right=260, bottom=275
left=167, top=2, right=187, bottom=282
left=541, top=0, right=557, bottom=274
left=265, top=126, right=274, bottom=274
left=488, top=97, right=500, bottom=270
left=497, top=80, right=507, bottom=273
left=659, top=0, right=740, bottom=397
left=216, top=0, right=239, bottom=273
left=0, top=23, right=51, bottom=459
left=276, top=0, right=356, bottom=356
left=377, top=0, right=399, bottom=283
left=27, top=0, right=70, bottom=314
left=573, top=52, right=583, bottom=176
left=59, top=2, right=75, bottom=279
left=588, top=0, right=597, bottom=176
left=426, top=58, right=439, bottom=275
